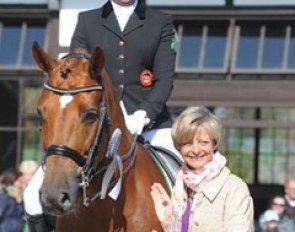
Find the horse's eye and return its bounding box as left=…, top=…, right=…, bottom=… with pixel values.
left=83, top=110, right=98, bottom=124
left=36, top=109, right=44, bottom=126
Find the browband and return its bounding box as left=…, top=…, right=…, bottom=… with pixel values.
left=44, top=83, right=103, bottom=94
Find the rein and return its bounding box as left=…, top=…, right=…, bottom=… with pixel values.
left=42, top=53, right=138, bottom=206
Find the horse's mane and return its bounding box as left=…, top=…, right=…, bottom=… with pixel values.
left=100, top=68, right=126, bottom=132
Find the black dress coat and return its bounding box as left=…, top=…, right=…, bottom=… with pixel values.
left=70, top=0, right=176, bottom=130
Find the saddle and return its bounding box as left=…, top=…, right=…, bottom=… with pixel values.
left=143, top=143, right=183, bottom=192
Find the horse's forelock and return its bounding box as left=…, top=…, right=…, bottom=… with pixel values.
left=59, top=59, right=87, bottom=80
left=59, top=48, right=90, bottom=79
left=60, top=61, right=72, bottom=79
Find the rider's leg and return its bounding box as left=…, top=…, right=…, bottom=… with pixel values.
left=26, top=214, right=55, bottom=232
left=142, top=128, right=182, bottom=160
left=24, top=167, right=54, bottom=232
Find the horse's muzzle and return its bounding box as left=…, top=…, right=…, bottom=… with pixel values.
left=40, top=180, right=79, bottom=215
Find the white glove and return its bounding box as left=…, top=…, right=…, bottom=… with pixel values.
left=125, top=110, right=150, bottom=135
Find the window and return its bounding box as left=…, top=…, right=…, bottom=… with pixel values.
left=0, top=80, right=18, bottom=126
left=233, top=22, right=295, bottom=73
left=259, top=128, right=295, bottom=184
left=215, top=107, right=256, bottom=183
left=262, top=25, right=285, bottom=68
left=0, top=131, right=17, bottom=171
left=176, top=20, right=295, bottom=76
left=21, top=80, right=43, bottom=161
left=288, top=27, right=295, bottom=68
left=22, top=25, right=46, bottom=65
left=22, top=130, right=42, bottom=162
left=0, top=21, right=46, bottom=67
left=0, top=24, right=21, bottom=65
left=204, top=26, right=227, bottom=68
left=176, top=22, right=229, bottom=72
left=221, top=127, right=255, bottom=183
left=235, top=25, right=260, bottom=69
left=0, top=78, right=43, bottom=171
left=214, top=107, right=295, bottom=185
left=261, top=108, right=295, bottom=121
left=177, top=25, right=202, bottom=68
left=0, top=16, right=49, bottom=171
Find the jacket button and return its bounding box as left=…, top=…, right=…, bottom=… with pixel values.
left=118, top=54, right=125, bottom=60
left=119, top=84, right=124, bottom=90
left=194, top=222, right=199, bottom=226
left=118, top=69, right=125, bottom=75
left=119, top=40, right=125, bottom=46
left=118, top=84, right=124, bottom=98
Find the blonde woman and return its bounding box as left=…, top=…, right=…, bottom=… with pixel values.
left=151, top=106, right=254, bottom=232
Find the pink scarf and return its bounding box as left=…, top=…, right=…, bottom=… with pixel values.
left=168, top=152, right=227, bottom=232
left=182, top=151, right=227, bottom=192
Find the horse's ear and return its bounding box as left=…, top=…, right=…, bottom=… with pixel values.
left=89, top=47, right=105, bottom=80
left=32, top=42, right=55, bottom=74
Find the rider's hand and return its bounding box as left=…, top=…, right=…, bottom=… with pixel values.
left=150, top=183, right=173, bottom=230
left=125, top=110, right=150, bottom=135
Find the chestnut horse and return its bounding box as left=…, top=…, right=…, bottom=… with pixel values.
left=32, top=43, right=168, bottom=232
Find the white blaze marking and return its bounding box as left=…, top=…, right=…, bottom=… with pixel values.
left=60, top=95, right=73, bottom=108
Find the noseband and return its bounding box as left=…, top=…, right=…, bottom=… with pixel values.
left=42, top=53, right=138, bottom=206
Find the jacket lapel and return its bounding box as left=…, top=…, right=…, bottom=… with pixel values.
left=202, top=167, right=231, bottom=202
left=102, top=11, right=124, bottom=39
left=123, top=13, right=143, bottom=36
left=101, top=1, right=123, bottom=38
left=123, top=0, right=145, bottom=35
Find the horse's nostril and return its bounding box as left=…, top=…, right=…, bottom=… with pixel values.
left=59, top=192, right=73, bottom=210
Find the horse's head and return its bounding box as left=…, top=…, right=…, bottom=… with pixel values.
left=32, top=43, right=126, bottom=215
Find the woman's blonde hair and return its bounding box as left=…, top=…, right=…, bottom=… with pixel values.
left=171, top=106, right=222, bottom=151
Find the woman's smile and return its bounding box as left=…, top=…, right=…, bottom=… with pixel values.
left=183, top=153, right=208, bottom=160
left=180, top=127, right=215, bottom=171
